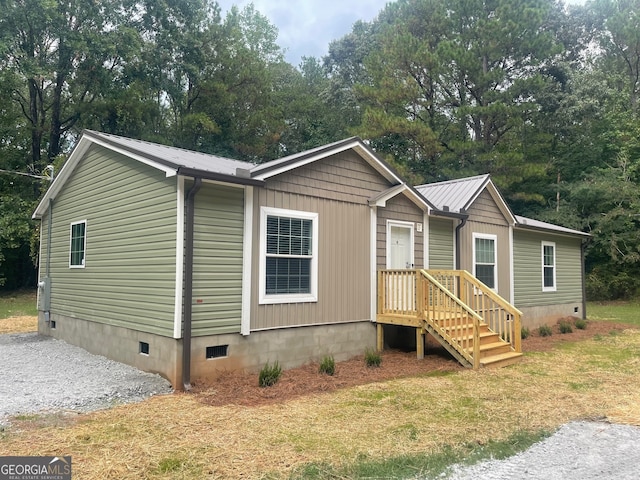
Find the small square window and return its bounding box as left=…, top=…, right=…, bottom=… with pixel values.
left=50, top=320, right=56, bottom=329
left=139, top=341, right=150, bottom=355
left=206, top=345, right=228, bottom=359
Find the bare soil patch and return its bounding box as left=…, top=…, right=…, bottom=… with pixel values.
left=194, top=319, right=628, bottom=408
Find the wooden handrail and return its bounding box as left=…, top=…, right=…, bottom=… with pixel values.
left=428, top=269, right=522, bottom=353
left=418, top=269, right=482, bottom=368
left=377, top=268, right=522, bottom=369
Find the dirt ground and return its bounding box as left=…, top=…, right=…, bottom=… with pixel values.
left=194, top=318, right=629, bottom=408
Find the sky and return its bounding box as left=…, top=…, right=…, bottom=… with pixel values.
left=217, top=0, right=587, bottom=67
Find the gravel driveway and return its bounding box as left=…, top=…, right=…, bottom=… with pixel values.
left=0, top=332, right=172, bottom=426
left=440, top=421, right=640, bottom=480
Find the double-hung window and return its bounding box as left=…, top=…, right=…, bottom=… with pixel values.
left=259, top=207, right=318, bottom=304
left=473, top=233, right=496, bottom=289
left=69, top=220, right=87, bottom=268
left=542, top=241, right=556, bottom=292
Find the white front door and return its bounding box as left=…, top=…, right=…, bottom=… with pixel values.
left=386, top=221, right=415, bottom=311
left=387, top=223, right=414, bottom=269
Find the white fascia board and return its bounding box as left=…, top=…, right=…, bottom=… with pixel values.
left=252, top=141, right=403, bottom=185
left=173, top=176, right=185, bottom=339
left=32, top=137, right=92, bottom=219
left=370, top=184, right=432, bottom=213
left=88, top=136, right=178, bottom=178
left=32, top=135, right=178, bottom=219
left=252, top=142, right=359, bottom=180
left=466, top=180, right=516, bottom=225
left=240, top=186, right=254, bottom=335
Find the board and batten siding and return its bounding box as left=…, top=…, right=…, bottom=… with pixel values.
left=41, top=145, right=178, bottom=336
left=376, top=194, right=424, bottom=269
left=250, top=151, right=392, bottom=330
left=514, top=230, right=583, bottom=307
left=191, top=182, right=244, bottom=336
left=429, top=217, right=455, bottom=269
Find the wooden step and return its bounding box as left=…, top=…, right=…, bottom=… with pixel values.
left=439, top=322, right=490, bottom=334
left=467, top=341, right=513, bottom=359
left=449, top=331, right=501, bottom=346
left=479, top=351, right=523, bottom=368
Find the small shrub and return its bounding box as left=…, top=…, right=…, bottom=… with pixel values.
left=259, top=361, right=282, bottom=387
left=364, top=348, right=382, bottom=367
left=575, top=318, right=588, bottom=330
left=558, top=321, right=573, bottom=334
left=319, top=355, right=335, bottom=376
left=538, top=324, right=553, bottom=337
left=521, top=327, right=530, bottom=340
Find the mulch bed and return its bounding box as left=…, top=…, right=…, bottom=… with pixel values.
left=193, top=319, right=631, bottom=408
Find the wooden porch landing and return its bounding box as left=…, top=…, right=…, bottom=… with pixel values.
left=377, top=269, right=523, bottom=369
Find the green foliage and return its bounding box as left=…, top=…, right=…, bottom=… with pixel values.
left=258, top=361, right=282, bottom=387
left=0, top=290, right=37, bottom=319
left=364, top=348, right=382, bottom=368
left=319, top=355, right=335, bottom=376
left=558, top=321, right=573, bottom=334
left=289, top=429, right=550, bottom=480
left=575, top=319, right=588, bottom=330
left=521, top=327, right=531, bottom=340
left=538, top=325, right=553, bottom=337
left=588, top=301, right=640, bottom=327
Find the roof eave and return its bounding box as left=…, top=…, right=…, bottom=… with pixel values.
left=177, top=167, right=264, bottom=186
left=250, top=137, right=404, bottom=185
left=514, top=223, right=591, bottom=238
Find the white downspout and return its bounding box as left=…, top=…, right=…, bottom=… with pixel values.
left=240, top=186, right=254, bottom=335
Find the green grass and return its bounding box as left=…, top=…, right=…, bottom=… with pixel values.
left=588, top=301, right=640, bottom=327
left=286, top=429, right=551, bottom=479
left=0, top=289, right=37, bottom=319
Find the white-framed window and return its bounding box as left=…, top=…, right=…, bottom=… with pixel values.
left=542, top=241, right=556, bottom=292
left=259, top=207, right=318, bottom=304
left=69, top=220, right=87, bottom=268
left=473, top=233, right=497, bottom=289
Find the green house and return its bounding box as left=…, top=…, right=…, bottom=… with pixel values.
left=33, top=131, right=588, bottom=387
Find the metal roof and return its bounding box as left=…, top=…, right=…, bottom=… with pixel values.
left=515, top=215, right=590, bottom=237
left=415, top=174, right=491, bottom=213
left=84, top=130, right=255, bottom=178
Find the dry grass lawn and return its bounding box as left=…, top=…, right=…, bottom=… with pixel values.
left=0, top=315, right=37, bottom=334
left=2, top=319, right=640, bottom=479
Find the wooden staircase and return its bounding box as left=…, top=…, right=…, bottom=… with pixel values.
left=377, top=269, right=523, bottom=369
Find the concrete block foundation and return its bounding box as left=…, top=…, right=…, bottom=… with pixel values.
left=38, top=313, right=376, bottom=389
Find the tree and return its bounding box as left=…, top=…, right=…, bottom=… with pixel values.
left=329, top=0, right=561, bottom=188
left=0, top=0, right=146, bottom=169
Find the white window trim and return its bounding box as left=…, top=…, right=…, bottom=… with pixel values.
left=259, top=206, right=318, bottom=305
left=69, top=219, right=87, bottom=269
left=542, top=241, right=557, bottom=292
left=472, top=232, right=497, bottom=291
left=385, top=220, right=415, bottom=269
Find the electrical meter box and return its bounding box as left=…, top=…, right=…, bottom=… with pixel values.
left=37, top=277, right=51, bottom=311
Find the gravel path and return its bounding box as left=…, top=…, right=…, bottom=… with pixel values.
left=0, top=333, right=172, bottom=426
left=441, top=421, right=640, bottom=480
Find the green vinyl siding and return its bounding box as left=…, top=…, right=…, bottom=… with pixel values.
left=514, top=230, right=583, bottom=307
left=191, top=183, right=244, bottom=336
left=42, top=145, right=178, bottom=336
left=429, top=217, right=454, bottom=269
